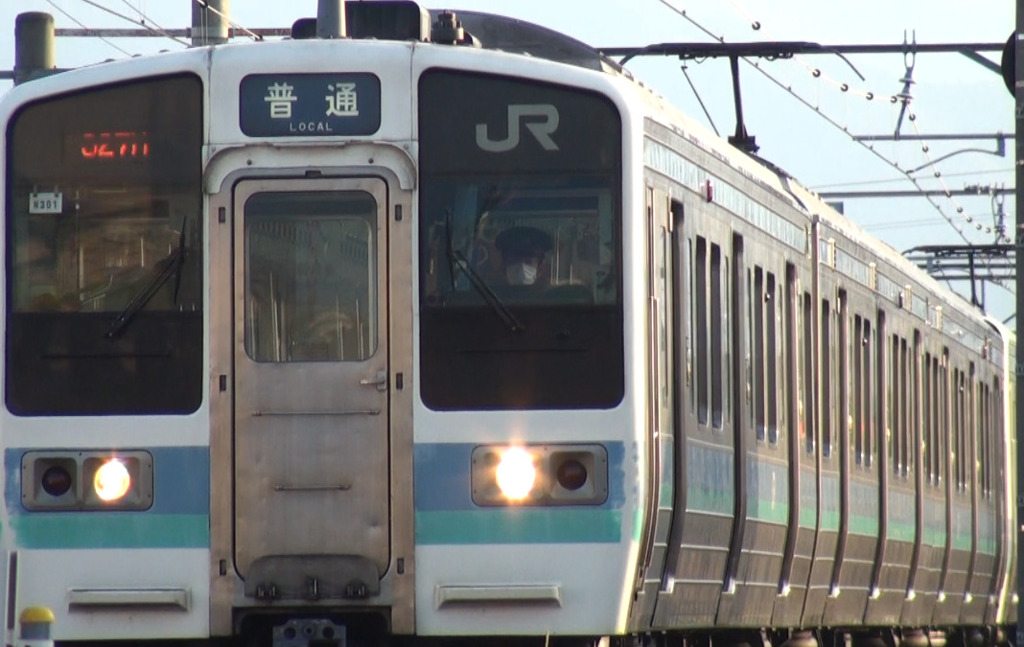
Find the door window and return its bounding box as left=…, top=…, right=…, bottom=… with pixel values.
left=243, top=191, right=377, bottom=362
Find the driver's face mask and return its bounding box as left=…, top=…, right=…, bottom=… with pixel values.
left=506, top=261, right=538, bottom=286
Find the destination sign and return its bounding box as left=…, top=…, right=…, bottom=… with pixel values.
left=240, top=73, right=381, bottom=137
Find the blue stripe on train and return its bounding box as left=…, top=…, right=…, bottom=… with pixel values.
left=413, top=441, right=627, bottom=545
left=4, top=446, right=209, bottom=549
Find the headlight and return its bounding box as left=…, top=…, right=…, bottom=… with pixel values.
left=472, top=443, right=608, bottom=506
left=494, top=447, right=537, bottom=500
left=22, top=450, right=153, bottom=511
left=93, top=459, right=132, bottom=501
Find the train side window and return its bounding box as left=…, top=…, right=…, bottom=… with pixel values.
left=980, top=379, right=989, bottom=498
left=900, top=336, right=910, bottom=477
left=892, top=335, right=901, bottom=477
left=935, top=353, right=943, bottom=486
left=875, top=310, right=886, bottom=472
left=990, top=379, right=996, bottom=497
left=732, top=234, right=745, bottom=436
left=803, top=292, right=815, bottom=455
left=710, top=243, right=724, bottom=428
left=753, top=266, right=765, bottom=441
left=837, top=291, right=848, bottom=461
left=952, top=367, right=958, bottom=490
left=784, top=265, right=797, bottom=454
left=933, top=355, right=942, bottom=486
left=968, top=364, right=976, bottom=493
left=853, top=315, right=863, bottom=465
left=923, top=351, right=933, bottom=483
left=933, top=354, right=942, bottom=486
left=766, top=271, right=778, bottom=445
left=987, top=379, right=993, bottom=497
left=991, top=376, right=1001, bottom=497
left=941, top=351, right=950, bottom=489
left=695, top=236, right=708, bottom=425
left=960, top=367, right=968, bottom=492
left=862, top=317, right=873, bottom=468
left=910, top=331, right=921, bottom=477
left=659, top=224, right=672, bottom=425
left=821, top=298, right=831, bottom=458
left=950, top=368, right=958, bottom=489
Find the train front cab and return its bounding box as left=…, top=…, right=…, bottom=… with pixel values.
left=205, top=41, right=640, bottom=643
left=0, top=35, right=645, bottom=645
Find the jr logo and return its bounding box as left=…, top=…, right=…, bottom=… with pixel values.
left=475, top=104, right=560, bottom=152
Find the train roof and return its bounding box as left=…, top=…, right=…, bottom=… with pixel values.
left=606, top=36, right=992, bottom=332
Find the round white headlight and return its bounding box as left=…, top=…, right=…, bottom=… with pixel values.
left=94, top=459, right=131, bottom=502
left=495, top=448, right=536, bottom=500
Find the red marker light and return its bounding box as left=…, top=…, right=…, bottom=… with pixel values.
left=41, top=465, right=73, bottom=497
left=556, top=458, right=588, bottom=491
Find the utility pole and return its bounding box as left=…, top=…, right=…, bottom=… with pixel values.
left=13, top=12, right=55, bottom=85
left=317, top=0, right=347, bottom=39
left=191, top=0, right=230, bottom=47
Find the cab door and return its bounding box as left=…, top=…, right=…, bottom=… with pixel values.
left=232, top=177, right=390, bottom=599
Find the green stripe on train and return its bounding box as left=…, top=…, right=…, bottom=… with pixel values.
left=11, top=514, right=208, bottom=549
left=416, top=509, right=623, bottom=544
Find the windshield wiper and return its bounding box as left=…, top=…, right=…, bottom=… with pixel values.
left=105, top=225, right=186, bottom=339
left=444, top=211, right=524, bottom=333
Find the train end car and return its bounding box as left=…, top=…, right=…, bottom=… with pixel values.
left=0, top=3, right=1016, bottom=647
left=0, top=4, right=645, bottom=646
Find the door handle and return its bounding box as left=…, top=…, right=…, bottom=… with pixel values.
left=359, top=369, right=388, bottom=392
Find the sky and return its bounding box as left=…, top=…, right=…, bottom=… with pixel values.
left=0, top=0, right=1018, bottom=321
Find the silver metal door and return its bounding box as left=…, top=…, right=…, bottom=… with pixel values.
left=233, top=178, right=389, bottom=599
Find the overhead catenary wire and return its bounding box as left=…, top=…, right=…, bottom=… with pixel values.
left=863, top=217, right=961, bottom=231
left=75, top=0, right=188, bottom=47
left=43, top=0, right=133, bottom=56
left=653, top=0, right=1008, bottom=247
left=812, top=168, right=1014, bottom=190
left=739, top=1, right=1008, bottom=244
left=116, top=0, right=189, bottom=47
left=722, top=0, right=1014, bottom=290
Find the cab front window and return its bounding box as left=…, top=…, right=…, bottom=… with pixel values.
left=421, top=177, right=617, bottom=309
left=5, top=74, right=202, bottom=416
left=418, top=69, right=623, bottom=410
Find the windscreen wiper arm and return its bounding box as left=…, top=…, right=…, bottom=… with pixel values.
left=105, top=227, right=186, bottom=339
left=451, top=249, right=525, bottom=333
left=443, top=209, right=524, bottom=333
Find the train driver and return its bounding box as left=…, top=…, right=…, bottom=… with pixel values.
left=494, top=225, right=553, bottom=287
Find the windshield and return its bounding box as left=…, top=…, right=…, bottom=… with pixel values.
left=14, top=201, right=193, bottom=316
left=422, top=177, right=617, bottom=309
left=5, top=74, right=202, bottom=416
left=418, top=68, right=623, bottom=410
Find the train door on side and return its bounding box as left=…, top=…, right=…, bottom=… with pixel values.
left=714, top=225, right=790, bottom=627
left=800, top=242, right=840, bottom=628
left=648, top=189, right=736, bottom=630
left=231, top=177, right=393, bottom=599
left=820, top=264, right=880, bottom=626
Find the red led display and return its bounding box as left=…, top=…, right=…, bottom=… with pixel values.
left=79, top=131, right=150, bottom=160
